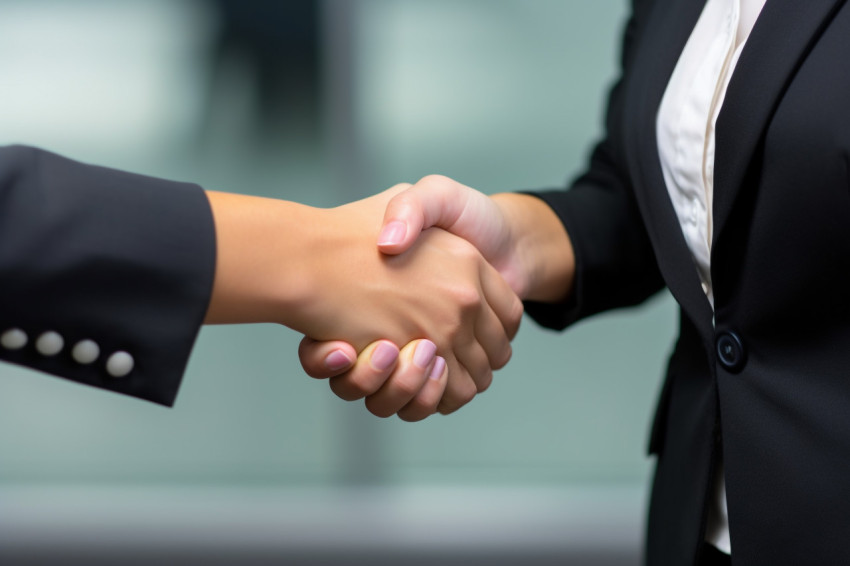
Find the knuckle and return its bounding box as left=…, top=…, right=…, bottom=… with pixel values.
left=329, top=376, right=370, bottom=401
left=398, top=402, right=433, bottom=423
left=411, top=392, right=440, bottom=414
left=475, top=369, right=494, bottom=392
left=394, top=376, right=424, bottom=399
left=364, top=397, right=394, bottom=419
left=437, top=401, right=457, bottom=415
left=452, top=238, right=480, bottom=261
left=453, top=379, right=477, bottom=406
left=418, top=174, right=451, bottom=190
left=492, top=344, right=513, bottom=370
left=453, top=285, right=483, bottom=312
left=392, top=192, right=418, bottom=211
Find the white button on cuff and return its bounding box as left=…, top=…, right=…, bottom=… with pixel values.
left=72, top=340, right=100, bottom=365
left=106, top=351, right=134, bottom=378
left=1, top=328, right=28, bottom=350
left=36, top=331, right=64, bottom=356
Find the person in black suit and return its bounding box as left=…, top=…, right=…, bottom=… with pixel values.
left=302, top=0, right=850, bottom=564
left=0, top=145, right=521, bottom=422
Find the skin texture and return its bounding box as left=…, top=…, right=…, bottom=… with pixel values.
left=299, top=175, right=575, bottom=419
left=204, top=185, right=522, bottom=419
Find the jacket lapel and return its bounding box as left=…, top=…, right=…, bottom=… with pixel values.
left=624, top=0, right=714, bottom=336
left=712, top=0, right=846, bottom=250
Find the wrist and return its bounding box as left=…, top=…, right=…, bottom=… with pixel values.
left=490, top=193, right=533, bottom=299
left=492, top=193, right=574, bottom=303
left=204, top=191, right=323, bottom=326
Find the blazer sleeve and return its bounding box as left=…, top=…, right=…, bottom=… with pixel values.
left=523, top=0, right=665, bottom=331
left=0, top=145, right=217, bottom=406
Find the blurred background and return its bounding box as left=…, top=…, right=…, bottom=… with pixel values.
left=0, top=1, right=678, bottom=564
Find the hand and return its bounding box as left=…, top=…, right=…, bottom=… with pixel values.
left=305, top=190, right=522, bottom=415
left=204, top=185, right=521, bottom=415
left=299, top=175, right=574, bottom=418
left=375, top=175, right=529, bottom=296
left=299, top=188, right=521, bottom=369
left=299, top=337, right=449, bottom=421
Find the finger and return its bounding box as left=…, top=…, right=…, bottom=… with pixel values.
left=397, top=356, right=448, bottom=422
left=453, top=330, right=494, bottom=394
left=377, top=175, right=473, bottom=255
left=328, top=340, right=400, bottom=401
left=437, top=354, right=484, bottom=415
left=479, top=259, right=523, bottom=341
left=469, top=262, right=522, bottom=371
left=298, top=337, right=356, bottom=379
left=364, top=340, right=437, bottom=418
left=474, top=302, right=514, bottom=371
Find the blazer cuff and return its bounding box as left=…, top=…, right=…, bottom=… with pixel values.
left=0, top=145, right=216, bottom=406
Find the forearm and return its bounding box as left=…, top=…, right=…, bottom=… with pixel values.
left=204, top=191, right=322, bottom=326
left=491, top=192, right=575, bottom=303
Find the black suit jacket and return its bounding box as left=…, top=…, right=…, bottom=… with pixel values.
left=0, top=145, right=216, bottom=406
left=526, top=0, right=850, bottom=564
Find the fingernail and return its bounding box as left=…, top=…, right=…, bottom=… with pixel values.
left=325, top=349, right=353, bottom=371
left=377, top=221, right=406, bottom=246
left=413, top=340, right=437, bottom=369
left=370, top=341, right=399, bottom=371
left=429, top=356, right=446, bottom=380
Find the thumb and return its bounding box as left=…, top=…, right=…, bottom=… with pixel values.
left=298, top=337, right=357, bottom=379
left=376, top=175, right=469, bottom=255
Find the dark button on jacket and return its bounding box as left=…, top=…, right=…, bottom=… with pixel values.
left=716, top=331, right=746, bottom=373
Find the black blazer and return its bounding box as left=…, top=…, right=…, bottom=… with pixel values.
left=0, top=146, right=216, bottom=406
left=526, top=0, right=850, bottom=564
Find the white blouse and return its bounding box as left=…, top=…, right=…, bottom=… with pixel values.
left=656, top=0, right=767, bottom=555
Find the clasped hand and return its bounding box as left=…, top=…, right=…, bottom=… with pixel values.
left=207, top=175, right=569, bottom=421
left=300, top=177, right=532, bottom=421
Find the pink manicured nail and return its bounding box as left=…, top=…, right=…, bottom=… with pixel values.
left=371, top=341, right=399, bottom=371
left=413, top=340, right=437, bottom=369
left=325, top=349, right=353, bottom=371
left=429, top=356, right=446, bottom=380
left=377, top=221, right=406, bottom=246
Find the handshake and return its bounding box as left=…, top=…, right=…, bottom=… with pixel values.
left=205, top=175, right=574, bottom=421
